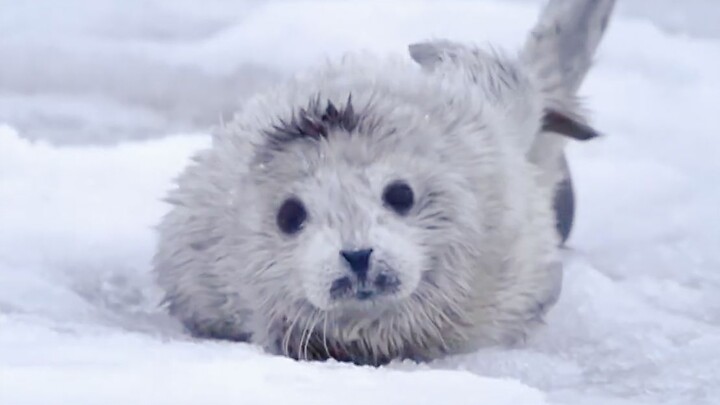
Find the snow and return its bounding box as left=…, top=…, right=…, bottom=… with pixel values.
left=1, top=314, right=543, bottom=405
left=1, top=1, right=719, bottom=404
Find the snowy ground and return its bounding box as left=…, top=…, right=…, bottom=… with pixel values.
left=1, top=1, right=719, bottom=404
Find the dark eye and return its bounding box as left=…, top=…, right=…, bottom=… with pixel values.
left=383, top=181, right=414, bottom=215
left=277, top=197, right=307, bottom=235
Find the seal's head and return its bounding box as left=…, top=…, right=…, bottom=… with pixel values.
left=240, top=77, right=500, bottom=362
left=262, top=98, right=426, bottom=308
left=255, top=98, right=471, bottom=312
left=259, top=96, right=461, bottom=308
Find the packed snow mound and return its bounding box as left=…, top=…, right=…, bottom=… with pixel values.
left=1, top=1, right=720, bottom=405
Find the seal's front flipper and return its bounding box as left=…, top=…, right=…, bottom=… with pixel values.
left=542, top=109, right=601, bottom=141
left=554, top=154, right=575, bottom=244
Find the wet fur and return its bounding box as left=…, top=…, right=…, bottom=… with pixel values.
left=153, top=0, right=615, bottom=365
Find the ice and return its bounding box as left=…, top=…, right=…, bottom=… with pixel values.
left=1, top=1, right=719, bottom=404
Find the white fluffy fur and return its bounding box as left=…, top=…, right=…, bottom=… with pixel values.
left=153, top=0, right=615, bottom=365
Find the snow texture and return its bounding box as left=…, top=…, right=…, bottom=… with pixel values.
left=1, top=1, right=719, bottom=404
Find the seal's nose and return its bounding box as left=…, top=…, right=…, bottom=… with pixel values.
left=340, top=248, right=373, bottom=281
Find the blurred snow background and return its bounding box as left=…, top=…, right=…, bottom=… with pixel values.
left=1, top=1, right=719, bottom=404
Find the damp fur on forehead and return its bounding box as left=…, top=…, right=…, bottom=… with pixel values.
left=264, top=94, right=362, bottom=145
left=255, top=94, right=382, bottom=165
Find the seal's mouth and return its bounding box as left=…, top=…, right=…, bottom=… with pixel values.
left=328, top=271, right=401, bottom=302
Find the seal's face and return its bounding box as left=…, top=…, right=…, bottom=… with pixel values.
left=281, top=162, right=427, bottom=311
left=247, top=96, right=480, bottom=331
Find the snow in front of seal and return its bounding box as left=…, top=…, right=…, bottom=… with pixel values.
left=1, top=1, right=719, bottom=405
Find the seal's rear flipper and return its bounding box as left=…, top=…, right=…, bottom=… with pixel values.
left=522, top=0, right=616, bottom=94
left=409, top=0, right=615, bottom=244
left=522, top=0, right=615, bottom=243
left=521, top=0, right=616, bottom=156
left=409, top=41, right=602, bottom=146
left=409, top=0, right=615, bottom=145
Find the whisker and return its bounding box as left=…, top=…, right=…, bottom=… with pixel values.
left=307, top=311, right=324, bottom=360
left=283, top=308, right=304, bottom=358
left=298, top=310, right=315, bottom=361
left=322, top=312, right=330, bottom=359
left=301, top=310, right=321, bottom=361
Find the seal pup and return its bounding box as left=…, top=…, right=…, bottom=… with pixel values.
left=153, top=0, right=615, bottom=365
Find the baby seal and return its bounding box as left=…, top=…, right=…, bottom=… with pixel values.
left=153, top=0, right=615, bottom=365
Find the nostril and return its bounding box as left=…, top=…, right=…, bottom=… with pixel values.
left=330, top=277, right=353, bottom=299
left=340, top=248, right=373, bottom=280
left=375, top=273, right=389, bottom=288
left=374, top=273, right=400, bottom=292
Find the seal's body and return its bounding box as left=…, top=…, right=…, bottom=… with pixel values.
left=154, top=0, right=615, bottom=365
